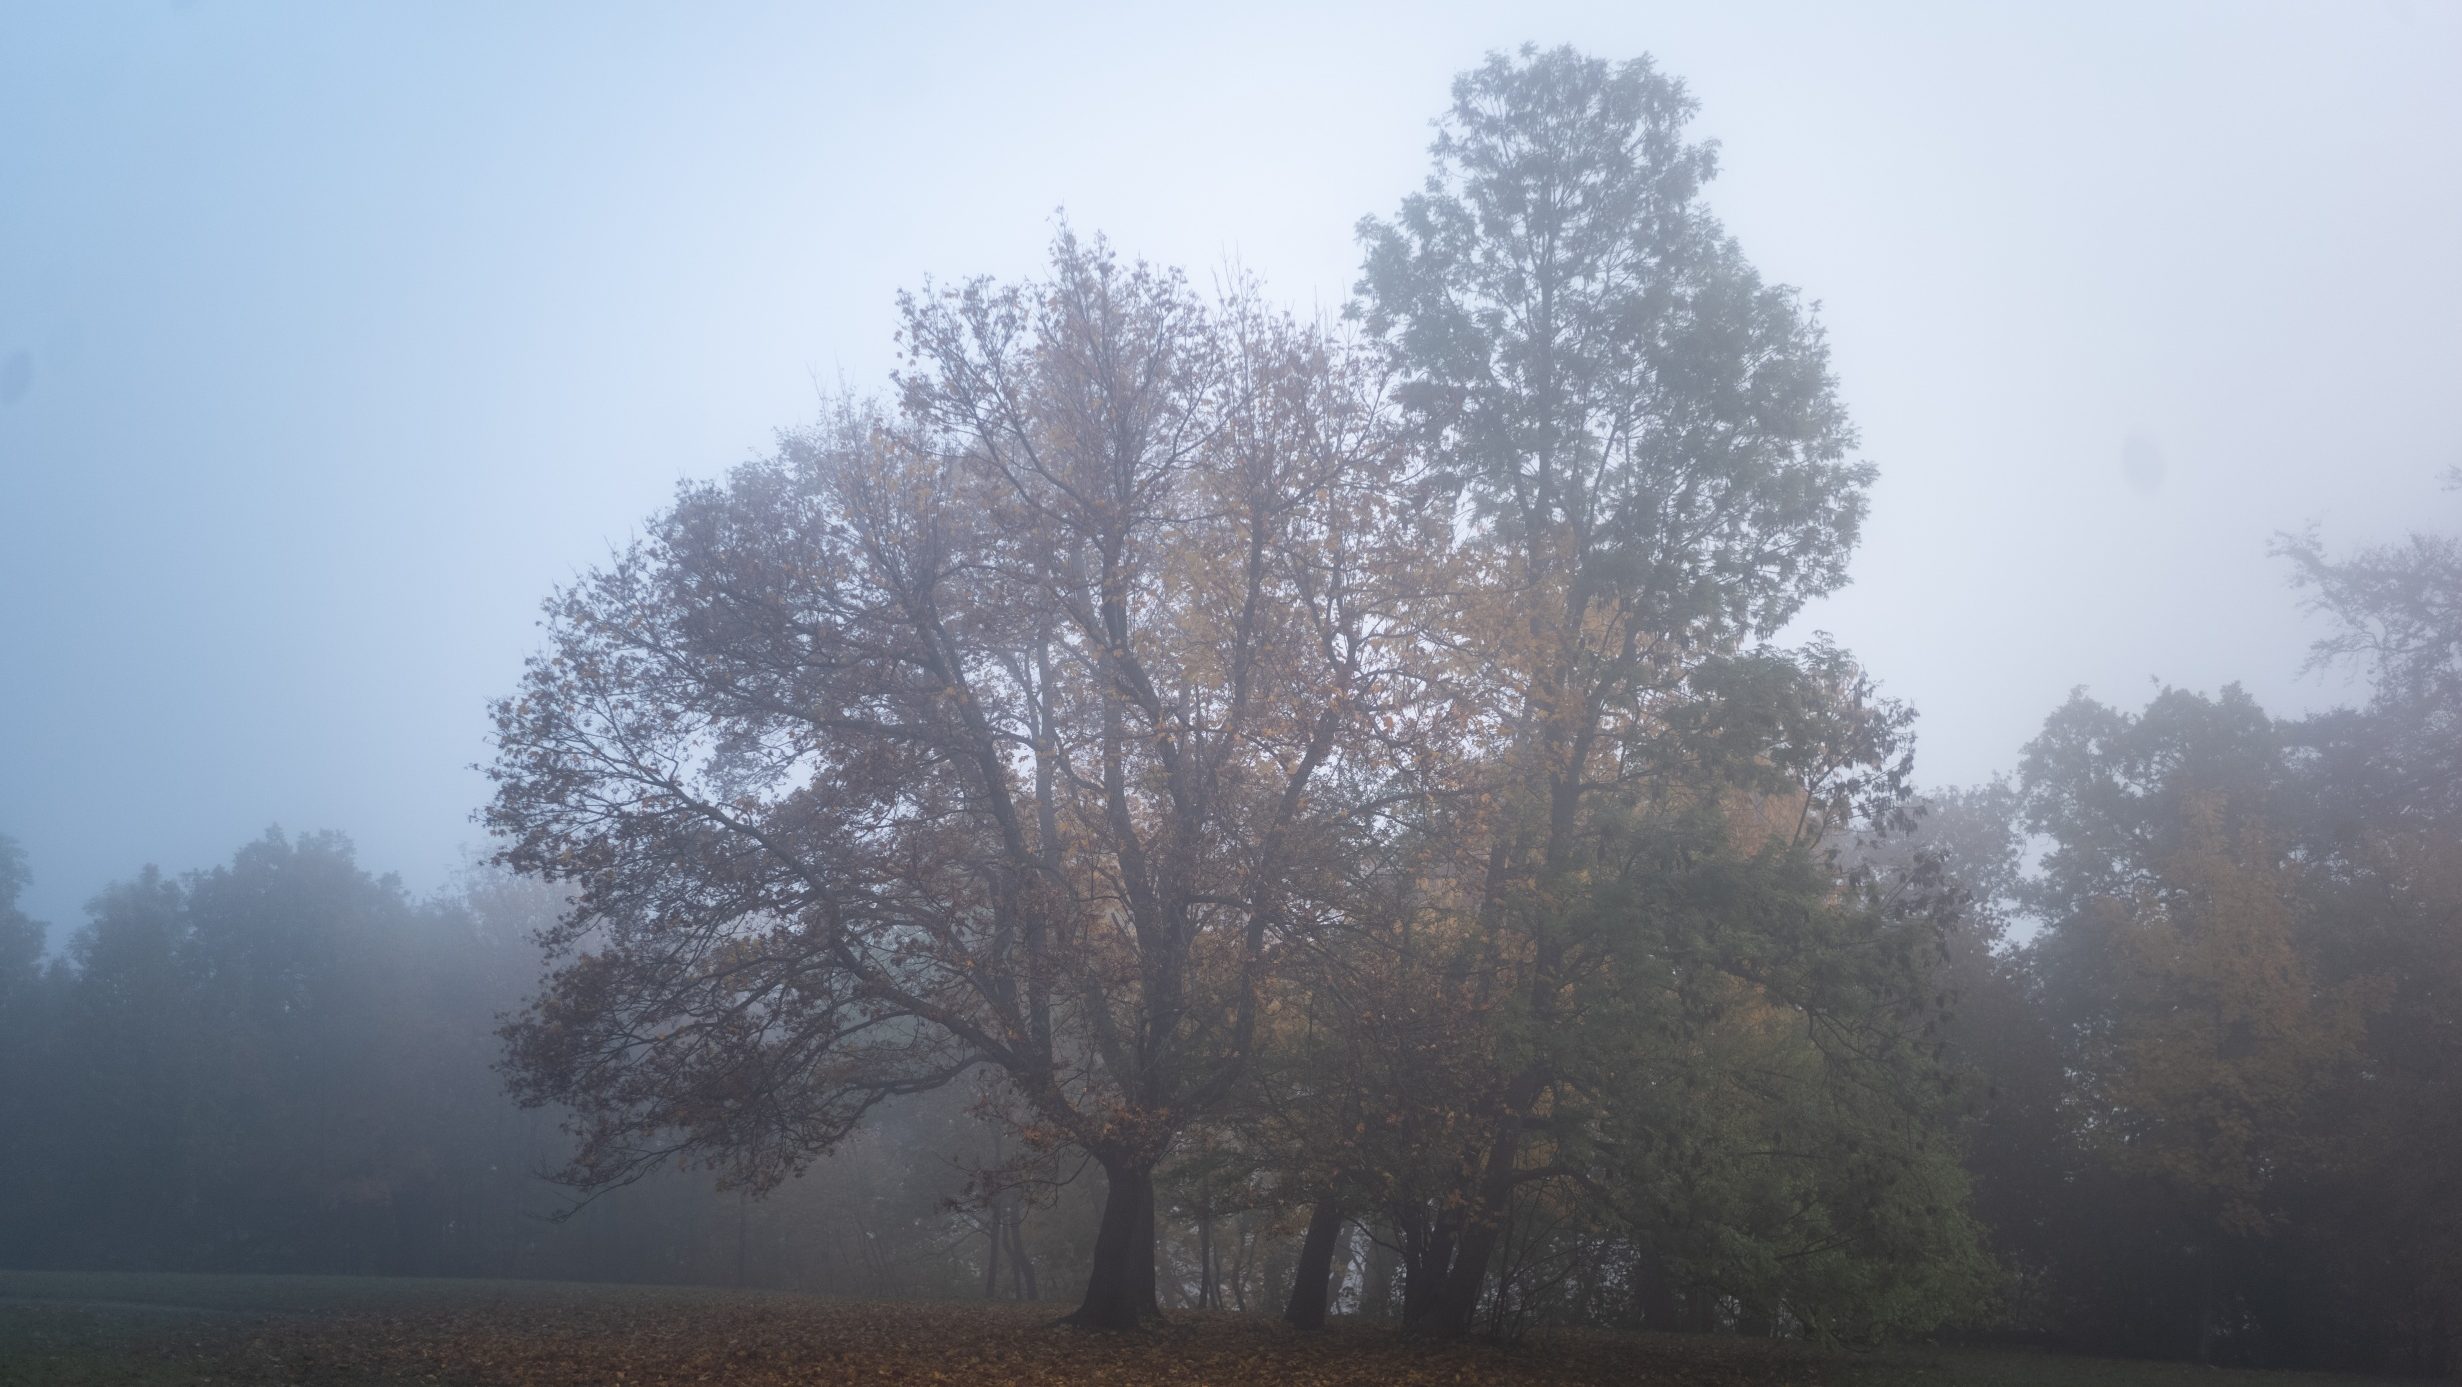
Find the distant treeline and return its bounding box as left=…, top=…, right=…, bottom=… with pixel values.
left=2, top=502, right=2456, bottom=1372
left=0, top=839, right=1069, bottom=1297
left=0, top=836, right=1427, bottom=1312
left=1933, top=519, right=2462, bottom=1375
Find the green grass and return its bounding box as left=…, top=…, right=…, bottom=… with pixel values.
left=0, top=1303, right=231, bottom=1387
left=0, top=1270, right=2428, bottom=1386
left=0, top=1272, right=785, bottom=1387
left=0, top=1266, right=789, bottom=1314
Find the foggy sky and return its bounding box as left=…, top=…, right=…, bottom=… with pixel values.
left=5, top=1, right=2459, bottom=946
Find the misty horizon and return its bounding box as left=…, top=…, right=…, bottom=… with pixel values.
left=9, top=14, right=2462, bottom=1379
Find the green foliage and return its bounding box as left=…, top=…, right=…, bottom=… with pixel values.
left=1938, top=493, right=2462, bottom=1372
left=0, top=832, right=1050, bottom=1296
left=1322, top=43, right=1967, bottom=1341
left=1356, top=44, right=1870, bottom=641
left=1570, top=834, right=1994, bottom=1341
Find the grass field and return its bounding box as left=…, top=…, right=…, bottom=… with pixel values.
left=0, top=1270, right=2421, bottom=1386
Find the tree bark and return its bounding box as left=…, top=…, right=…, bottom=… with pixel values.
left=1283, top=1195, right=1346, bottom=1329
left=1430, top=1124, right=1521, bottom=1335
left=1630, top=1249, right=1683, bottom=1331
left=1195, top=1206, right=1217, bottom=1310
left=1400, top=1211, right=1457, bottom=1331
left=1068, top=1159, right=1159, bottom=1328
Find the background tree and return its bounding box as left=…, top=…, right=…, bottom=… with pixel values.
left=2003, top=688, right=2371, bottom=1362
left=0, top=835, right=54, bottom=1258
left=1932, top=520, right=2462, bottom=1375
left=2271, top=487, right=2462, bottom=1372
left=1, top=828, right=1072, bottom=1296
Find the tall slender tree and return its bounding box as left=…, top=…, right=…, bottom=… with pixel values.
left=1349, top=45, right=1880, bottom=1334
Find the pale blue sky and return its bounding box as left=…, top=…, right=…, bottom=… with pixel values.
left=5, top=1, right=2459, bottom=942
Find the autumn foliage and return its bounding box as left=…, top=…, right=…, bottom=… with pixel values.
left=483, top=45, right=1980, bottom=1338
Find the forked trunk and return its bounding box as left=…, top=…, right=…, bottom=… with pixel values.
left=1282, top=1194, right=1345, bottom=1329
left=1067, top=1159, right=1158, bottom=1329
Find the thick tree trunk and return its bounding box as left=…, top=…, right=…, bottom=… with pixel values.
left=1283, top=1195, right=1345, bottom=1329
left=1429, top=1125, right=1520, bottom=1335
left=1435, top=1223, right=1497, bottom=1333
left=1630, top=1250, right=1683, bottom=1331
left=1400, top=1211, right=1457, bottom=1331
left=1068, top=1159, right=1158, bottom=1328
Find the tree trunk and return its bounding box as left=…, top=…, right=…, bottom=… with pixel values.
left=1401, top=1210, right=1457, bottom=1331
left=1195, top=1207, right=1217, bottom=1310
left=1230, top=1214, right=1253, bottom=1312
left=2196, top=1245, right=2217, bottom=1366
left=1006, top=1201, right=1037, bottom=1301
left=1437, top=1223, right=1498, bottom=1334
left=735, top=1191, right=749, bottom=1288
left=981, top=1197, right=1003, bottom=1299
left=1631, top=1250, right=1683, bottom=1331
left=1068, top=1159, right=1158, bottom=1328
left=1360, top=1225, right=1396, bottom=1320
left=1283, top=1195, right=1345, bottom=1329
left=1430, top=1125, right=1520, bottom=1335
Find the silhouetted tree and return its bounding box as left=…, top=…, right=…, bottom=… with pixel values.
left=488, top=232, right=1440, bottom=1327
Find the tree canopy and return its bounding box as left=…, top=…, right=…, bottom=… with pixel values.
left=483, top=44, right=1965, bottom=1333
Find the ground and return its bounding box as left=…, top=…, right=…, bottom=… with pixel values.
left=0, top=1271, right=2417, bottom=1386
